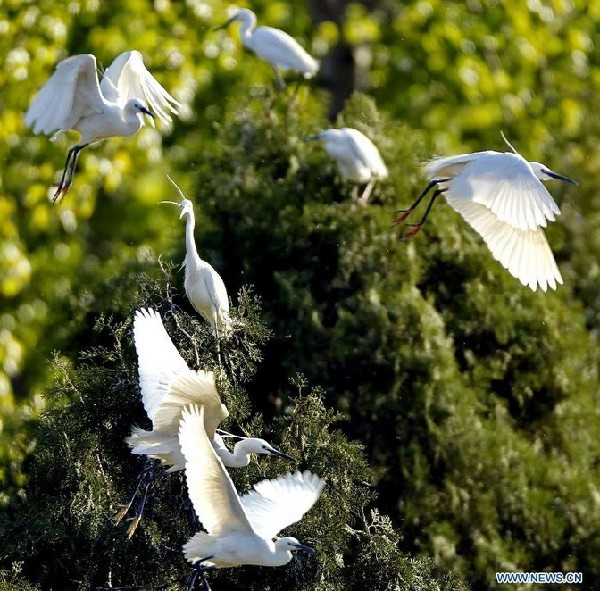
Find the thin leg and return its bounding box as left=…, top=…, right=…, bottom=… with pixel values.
left=53, top=144, right=88, bottom=202
left=394, top=178, right=449, bottom=225
left=188, top=559, right=216, bottom=591
left=113, top=461, right=155, bottom=525
left=357, top=180, right=375, bottom=205
left=271, top=66, right=285, bottom=93
left=400, top=188, right=447, bottom=240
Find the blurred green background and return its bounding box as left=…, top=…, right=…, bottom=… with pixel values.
left=2, top=0, right=600, bottom=589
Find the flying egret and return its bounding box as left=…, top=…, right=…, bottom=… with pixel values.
left=215, top=8, right=318, bottom=90
left=116, top=308, right=294, bottom=536
left=180, top=404, right=324, bottom=581
left=395, top=137, right=576, bottom=292
left=308, top=128, right=388, bottom=204
left=24, top=50, right=179, bottom=202
left=162, top=178, right=231, bottom=340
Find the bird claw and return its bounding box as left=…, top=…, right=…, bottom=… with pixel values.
left=400, top=224, right=423, bottom=240
left=112, top=504, right=131, bottom=525
left=52, top=184, right=70, bottom=203
left=393, top=209, right=413, bottom=225
left=126, top=515, right=141, bottom=539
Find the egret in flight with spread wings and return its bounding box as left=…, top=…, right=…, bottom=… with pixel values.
left=180, top=404, right=324, bottom=584
left=116, top=308, right=294, bottom=537
left=25, top=50, right=179, bottom=202
left=395, top=135, right=576, bottom=292
left=215, top=8, right=318, bottom=89
left=308, top=128, right=388, bottom=204
left=162, top=178, right=231, bottom=340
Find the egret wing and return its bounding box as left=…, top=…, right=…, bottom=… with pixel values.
left=180, top=405, right=254, bottom=536
left=133, top=307, right=189, bottom=423
left=424, top=151, right=489, bottom=180
left=240, top=470, right=325, bottom=539
left=250, top=27, right=318, bottom=75
left=203, top=267, right=230, bottom=316
left=446, top=196, right=562, bottom=292
left=153, top=371, right=228, bottom=435
left=25, top=54, right=105, bottom=134
left=440, top=152, right=560, bottom=231
left=100, top=50, right=179, bottom=124
left=343, top=129, right=388, bottom=178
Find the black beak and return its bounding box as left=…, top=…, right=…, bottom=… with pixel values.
left=304, top=134, right=321, bottom=142
left=292, top=543, right=315, bottom=553
left=269, top=448, right=296, bottom=462
left=545, top=170, right=578, bottom=185
left=139, top=106, right=155, bottom=118
left=213, top=17, right=233, bottom=31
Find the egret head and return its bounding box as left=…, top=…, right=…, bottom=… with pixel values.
left=239, top=438, right=296, bottom=461
left=214, top=8, right=254, bottom=30
left=529, top=162, right=577, bottom=185
left=275, top=536, right=315, bottom=554
left=159, top=197, right=194, bottom=219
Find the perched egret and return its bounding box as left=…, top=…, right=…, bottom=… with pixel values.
left=117, top=308, right=294, bottom=536
left=215, top=8, right=318, bottom=89
left=24, top=50, right=179, bottom=202
left=395, top=138, right=576, bottom=292
left=180, top=404, right=324, bottom=576
left=162, top=180, right=231, bottom=340
left=308, top=128, right=388, bottom=204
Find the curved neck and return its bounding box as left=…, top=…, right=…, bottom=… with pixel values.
left=213, top=437, right=251, bottom=468
left=238, top=13, right=256, bottom=43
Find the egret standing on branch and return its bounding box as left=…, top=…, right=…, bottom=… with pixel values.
left=180, top=404, right=324, bottom=583
left=117, top=308, right=294, bottom=537
left=24, top=50, right=180, bottom=202
left=215, top=8, right=318, bottom=90
left=162, top=177, right=231, bottom=340
left=308, top=128, right=388, bottom=204
left=395, top=135, right=577, bottom=292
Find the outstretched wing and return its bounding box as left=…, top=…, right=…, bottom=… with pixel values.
left=100, top=50, right=179, bottom=124
left=180, top=405, right=254, bottom=536
left=240, top=470, right=325, bottom=539
left=446, top=196, right=563, bottom=292
left=433, top=151, right=560, bottom=232
left=133, top=307, right=189, bottom=422
left=343, top=129, right=388, bottom=178
left=134, top=307, right=228, bottom=431
left=25, top=54, right=105, bottom=135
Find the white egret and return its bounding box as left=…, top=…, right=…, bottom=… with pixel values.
left=215, top=8, right=318, bottom=89
left=162, top=178, right=231, bottom=340
left=117, top=308, right=294, bottom=536
left=24, top=50, right=179, bottom=202
left=308, top=128, right=388, bottom=204
left=180, top=404, right=324, bottom=578
left=395, top=137, right=576, bottom=292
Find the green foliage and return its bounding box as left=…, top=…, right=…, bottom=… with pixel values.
left=3, top=1, right=600, bottom=590
left=0, top=272, right=462, bottom=590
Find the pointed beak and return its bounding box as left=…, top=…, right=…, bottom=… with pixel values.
left=545, top=170, right=578, bottom=185
left=268, top=448, right=296, bottom=462
left=139, top=106, right=155, bottom=118
left=291, top=543, right=315, bottom=553
left=304, top=133, right=321, bottom=142
left=213, top=17, right=234, bottom=31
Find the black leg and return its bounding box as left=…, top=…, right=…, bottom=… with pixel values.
left=187, top=559, right=216, bottom=591
left=400, top=187, right=447, bottom=240
left=53, top=143, right=89, bottom=202
left=394, top=178, right=449, bottom=224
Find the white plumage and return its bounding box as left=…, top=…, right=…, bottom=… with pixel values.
left=310, top=128, right=388, bottom=203
left=24, top=50, right=179, bottom=201
left=180, top=404, right=325, bottom=569
left=127, top=307, right=293, bottom=471
left=218, top=8, right=318, bottom=86
left=396, top=147, right=576, bottom=292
